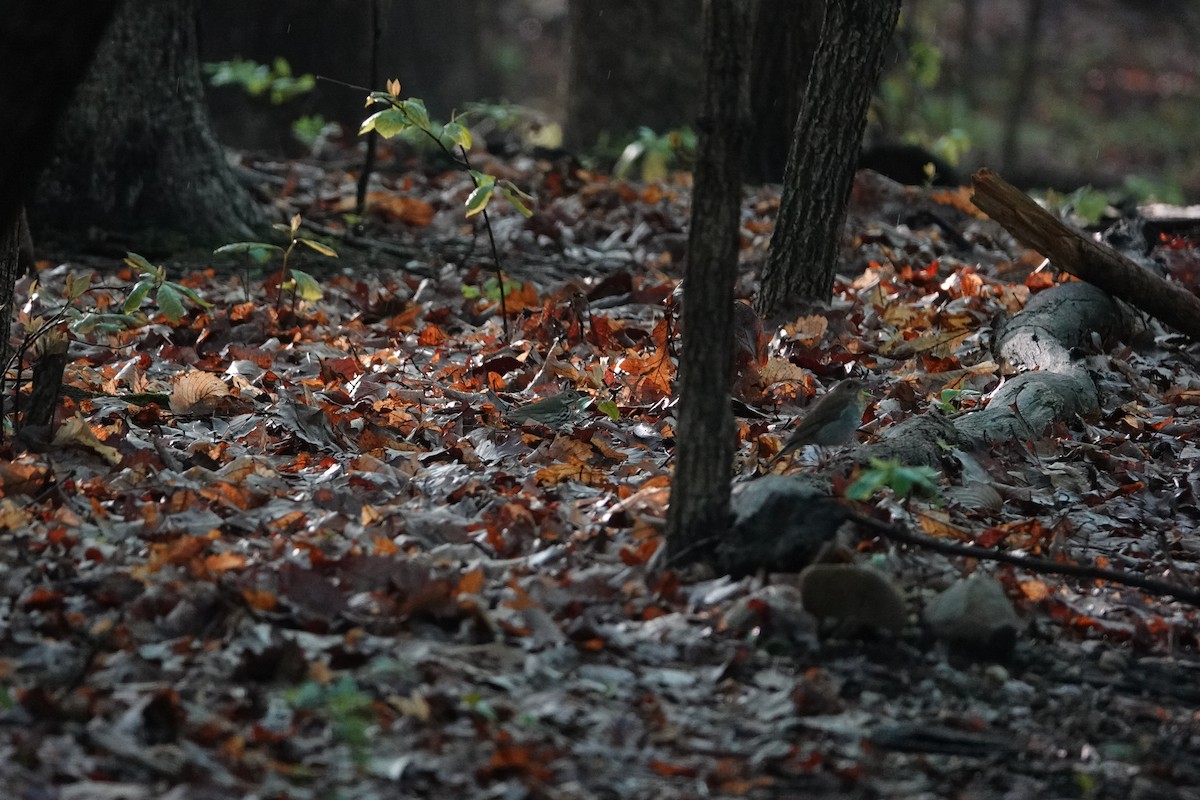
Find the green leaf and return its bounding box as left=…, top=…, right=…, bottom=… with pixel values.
left=165, top=281, right=213, bottom=309
left=124, top=280, right=154, bottom=314
left=846, top=457, right=941, bottom=502
left=155, top=284, right=186, bottom=323
left=71, top=312, right=142, bottom=335
left=614, top=141, right=645, bottom=180
left=499, top=186, right=533, bottom=217
left=297, top=238, right=338, bottom=258
left=399, top=98, right=432, bottom=133
left=124, top=252, right=158, bottom=275
left=596, top=399, right=620, bottom=421
left=465, top=182, right=495, bottom=218
left=288, top=269, right=324, bottom=302
left=442, top=121, right=473, bottom=150
left=1069, top=186, right=1109, bottom=224
left=360, top=107, right=411, bottom=138
left=641, top=150, right=669, bottom=182
left=65, top=272, right=94, bottom=302
left=214, top=242, right=283, bottom=264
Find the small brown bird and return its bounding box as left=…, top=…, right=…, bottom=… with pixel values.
left=770, top=378, right=867, bottom=465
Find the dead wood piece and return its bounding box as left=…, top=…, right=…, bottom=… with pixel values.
left=847, top=508, right=1200, bottom=609
left=22, top=331, right=68, bottom=430
left=971, top=168, right=1200, bottom=341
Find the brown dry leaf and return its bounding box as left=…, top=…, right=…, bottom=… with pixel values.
left=0, top=499, right=34, bottom=530
left=1021, top=579, right=1051, bottom=601
left=170, top=370, right=231, bottom=416
left=147, top=536, right=209, bottom=572
left=242, top=588, right=278, bottom=611
left=917, top=509, right=969, bottom=540
left=360, top=192, right=435, bottom=226
left=387, top=692, right=431, bottom=721
left=52, top=413, right=122, bottom=465
left=203, top=552, right=247, bottom=574
left=0, top=460, right=50, bottom=496
left=784, top=314, right=828, bottom=343
left=535, top=462, right=609, bottom=487
left=457, top=567, right=485, bottom=596
left=757, top=356, right=808, bottom=387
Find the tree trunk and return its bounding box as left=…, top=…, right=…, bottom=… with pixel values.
left=564, top=0, right=703, bottom=150
left=0, top=2, right=118, bottom=235
left=754, top=0, right=901, bottom=319
left=0, top=1, right=118, bottom=429
left=742, top=0, right=824, bottom=184
left=665, top=0, right=754, bottom=557
left=33, top=0, right=265, bottom=250
left=999, top=0, right=1046, bottom=172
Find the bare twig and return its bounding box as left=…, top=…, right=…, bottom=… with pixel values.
left=847, top=508, right=1200, bottom=607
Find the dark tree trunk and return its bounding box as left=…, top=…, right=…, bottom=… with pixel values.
left=1000, top=0, right=1046, bottom=172
left=959, top=0, right=979, bottom=110
left=755, top=0, right=901, bottom=319
left=0, top=2, right=118, bottom=234
left=665, top=0, right=754, bottom=557
left=564, top=0, right=703, bottom=150
left=33, top=0, right=265, bottom=250
left=743, top=0, right=824, bottom=184
left=0, top=1, right=118, bottom=405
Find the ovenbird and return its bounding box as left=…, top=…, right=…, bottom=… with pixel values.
left=504, top=387, right=588, bottom=429
left=770, top=378, right=867, bottom=464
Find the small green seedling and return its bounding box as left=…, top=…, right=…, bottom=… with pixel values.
left=360, top=79, right=536, bottom=339
left=287, top=676, right=375, bottom=765
left=461, top=276, right=520, bottom=300
left=847, top=457, right=942, bottom=503
left=614, top=126, right=697, bottom=182
left=204, top=57, right=315, bottom=105
left=215, top=214, right=336, bottom=309
left=935, top=387, right=982, bottom=414
left=124, top=252, right=214, bottom=324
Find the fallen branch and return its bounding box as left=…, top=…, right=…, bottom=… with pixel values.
left=847, top=508, right=1200, bottom=608
left=970, top=168, right=1200, bottom=341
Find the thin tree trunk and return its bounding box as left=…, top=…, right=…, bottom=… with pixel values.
left=743, top=0, right=824, bottom=184
left=999, top=0, right=1046, bottom=172
left=755, top=0, right=901, bottom=319
left=665, top=0, right=754, bottom=557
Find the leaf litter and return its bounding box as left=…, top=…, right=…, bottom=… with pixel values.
left=4, top=143, right=1200, bottom=798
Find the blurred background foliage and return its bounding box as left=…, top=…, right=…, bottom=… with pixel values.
left=198, top=0, right=1200, bottom=202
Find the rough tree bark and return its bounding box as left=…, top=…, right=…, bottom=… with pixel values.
left=0, top=2, right=118, bottom=388
left=33, top=0, right=265, bottom=250
left=665, top=0, right=754, bottom=557
left=754, top=0, right=901, bottom=319
left=743, top=0, right=824, bottom=184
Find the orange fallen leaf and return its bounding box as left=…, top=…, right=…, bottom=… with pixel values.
left=1020, top=580, right=1050, bottom=601
left=204, top=552, right=247, bottom=573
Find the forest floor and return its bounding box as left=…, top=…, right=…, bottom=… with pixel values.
left=4, top=142, right=1200, bottom=799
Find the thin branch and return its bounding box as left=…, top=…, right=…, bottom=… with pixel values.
left=847, top=508, right=1200, bottom=608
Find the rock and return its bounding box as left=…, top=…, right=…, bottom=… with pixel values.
left=714, top=476, right=847, bottom=577
left=923, top=572, right=1020, bottom=660
left=798, top=563, right=907, bottom=636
